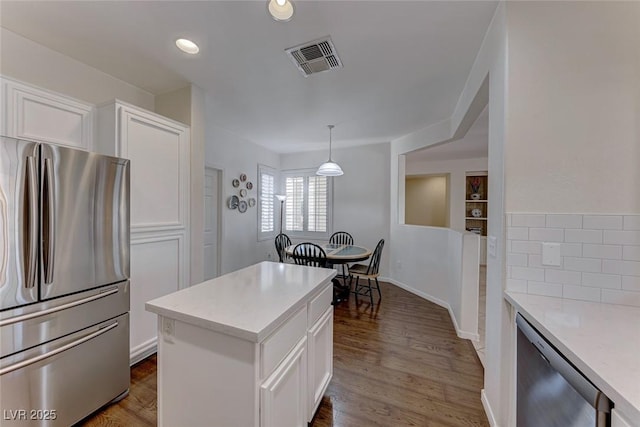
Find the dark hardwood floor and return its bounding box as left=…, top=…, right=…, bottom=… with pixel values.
left=81, top=281, right=488, bottom=426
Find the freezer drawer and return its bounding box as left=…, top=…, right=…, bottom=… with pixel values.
left=0, top=281, right=129, bottom=358
left=0, top=313, right=129, bottom=426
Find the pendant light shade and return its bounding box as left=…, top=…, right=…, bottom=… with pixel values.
left=267, top=0, right=294, bottom=22
left=317, top=125, right=343, bottom=176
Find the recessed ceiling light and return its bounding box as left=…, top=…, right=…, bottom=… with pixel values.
left=267, top=0, right=294, bottom=22
left=175, top=38, right=199, bottom=54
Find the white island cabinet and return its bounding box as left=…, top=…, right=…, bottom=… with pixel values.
left=146, top=261, right=336, bottom=427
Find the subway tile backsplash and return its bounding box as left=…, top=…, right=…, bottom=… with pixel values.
left=506, top=213, right=640, bottom=307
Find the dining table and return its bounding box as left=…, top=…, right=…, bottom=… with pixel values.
left=285, top=243, right=372, bottom=303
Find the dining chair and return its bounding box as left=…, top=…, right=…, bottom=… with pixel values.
left=349, top=239, right=385, bottom=305
left=274, top=233, right=292, bottom=263
left=292, top=242, right=347, bottom=305
left=291, top=242, right=328, bottom=267
left=329, top=231, right=354, bottom=280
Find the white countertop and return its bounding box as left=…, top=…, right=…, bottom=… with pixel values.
left=146, top=261, right=336, bottom=343
left=505, top=291, right=640, bottom=423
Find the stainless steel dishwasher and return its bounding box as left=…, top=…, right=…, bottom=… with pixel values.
left=516, top=314, right=611, bottom=427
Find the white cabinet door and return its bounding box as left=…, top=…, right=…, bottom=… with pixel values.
left=2, top=77, right=93, bottom=150
left=307, top=306, right=333, bottom=421
left=612, top=409, right=634, bottom=427
left=129, top=234, right=184, bottom=364
left=119, top=106, right=189, bottom=233
left=261, top=337, right=307, bottom=427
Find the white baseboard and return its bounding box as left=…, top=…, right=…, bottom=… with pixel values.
left=382, top=277, right=479, bottom=341
left=130, top=337, right=157, bottom=366
left=481, top=389, right=498, bottom=427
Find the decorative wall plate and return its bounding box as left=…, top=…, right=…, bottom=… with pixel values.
left=232, top=178, right=240, bottom=188
left=227, top=195, right=239, bottom=209
left=238, top=200, right=248, bottom=213
left=240, top=189, right=247, bottom=197
left=239, top=173, right=247, bottom=182
left=248, top=198, right=256, bottom=207
left=246, top=182, right=253, bottom=190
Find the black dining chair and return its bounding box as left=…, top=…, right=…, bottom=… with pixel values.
left=274, top=233, right=292, bottom=263
left=291, top=242, right=327, bottom=267
left=329, top=231, right=354, bottom=280
left=350, top=239, right=385, bottom=305
left=292, top=242, right=347, bottom=305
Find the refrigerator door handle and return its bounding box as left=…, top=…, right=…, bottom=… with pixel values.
left=24, top=156, right=38, bottom=289
left=0, top=320, right=119, bottom=376
left=43, top=157, right=56, bottom=284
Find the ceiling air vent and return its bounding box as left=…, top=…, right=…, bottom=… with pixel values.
left=285, top=36, right=343, bottom=77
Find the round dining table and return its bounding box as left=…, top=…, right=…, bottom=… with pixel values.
left=284, top=243, right=372, bottom=265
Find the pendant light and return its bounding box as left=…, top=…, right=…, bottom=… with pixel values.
left=316, top=125, right=343, bottom=176
left=267, top=0, right=294, bottom=22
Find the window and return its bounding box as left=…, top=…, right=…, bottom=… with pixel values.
left=258, top=164, right=277, bottom=240
left=282, top=169, right=332, bottom=239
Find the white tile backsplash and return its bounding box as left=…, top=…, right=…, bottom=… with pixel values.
left=603, top=230, right=640, bottom=245
left=622, top=276, right=640, bottom=292
left=583, top=215, right=623, bottom=230
left=511, top=214, right=546, bottom=228
left=563, top=285, right=601, bottom=302
left=511, top=266, right=545, bottom=281
left=564, top=257, right=602, bottom=273
left=546, top=214, right=583, bottom=229
left=545, top=269, right=582, bottom=285
left=507, top=213, right=640, bottom=306
left=623, top=246, right=640, bottom=261
left=564, top=229, right=603, bottom=244
left=582, top=244, right=622, bottom=260
left=529, top=228, right=564, bottom=242
left=623, top=216, right=640, bottom=230
left=581, top=272, right=621, bottom=289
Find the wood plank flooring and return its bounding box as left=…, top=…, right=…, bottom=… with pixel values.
left=80, top=281, right=488, bottom=427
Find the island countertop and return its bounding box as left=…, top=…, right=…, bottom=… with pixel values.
left=505, top=291, right=640, bottom=424
left=146, top=261, right=336, bottom=343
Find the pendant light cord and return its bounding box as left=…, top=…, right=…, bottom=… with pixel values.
left=328, top=124, right=334, bottom=161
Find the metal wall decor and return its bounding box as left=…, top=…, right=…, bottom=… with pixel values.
left=230, top=173, right=255, bottom=212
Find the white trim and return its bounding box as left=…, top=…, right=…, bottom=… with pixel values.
left=481, top=389, right=499, bottom=427
left=382, top=277, right=479, bottom=341
left=130, top=337, right=157, bottom=366
left=131, top=232, right=188, bottom=290
left=258, top=164, right=278, bottom=241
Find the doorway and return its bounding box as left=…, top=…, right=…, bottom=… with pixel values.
left=204, top=166, right=222, bottom=280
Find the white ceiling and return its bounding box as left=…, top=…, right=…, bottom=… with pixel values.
left=406, top=105, right=488, bottom=163
left=0, top=1, right=498, bottom=153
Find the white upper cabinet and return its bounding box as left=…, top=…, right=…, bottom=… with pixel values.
left=1, top=77, right=94, bottom=150
left=97, top=101, right=190, bottom=233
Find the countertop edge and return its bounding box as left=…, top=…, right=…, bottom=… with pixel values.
left=504, top=291, right=640, bottom=424
left=145, top=274, right=334, bottom=343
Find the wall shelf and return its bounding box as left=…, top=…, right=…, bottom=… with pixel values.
left=465, top=173, right=488, bottom=237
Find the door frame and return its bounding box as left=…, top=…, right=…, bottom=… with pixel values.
left=204, top=163, right=224, bottom=279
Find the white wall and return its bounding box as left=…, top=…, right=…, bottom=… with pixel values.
left=0, top=28, right=154, bottom=110
left=406, top=157, right=488, bottom=232
left=505, top=1, right=640, bottom=214
left=204, top=99, right=281, bottom=275
left=280, top=143, right=391, bottom=275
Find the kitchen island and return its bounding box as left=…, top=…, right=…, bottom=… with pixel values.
left=506, top=292, right=640, bottom=427
left=146, top=261, right=336, bottom=427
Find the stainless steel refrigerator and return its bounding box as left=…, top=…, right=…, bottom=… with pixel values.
left=0, top=136, right=130, bottom=426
